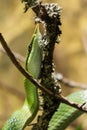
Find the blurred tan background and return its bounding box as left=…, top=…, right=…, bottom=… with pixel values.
left=0, top=0, right=87, bottom=129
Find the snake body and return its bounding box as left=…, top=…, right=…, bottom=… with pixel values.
left=2, top=25, right=87, bottom=130
left=48, top=90, right=87, bottom=130
left=2, top=25, right=42, bottom=130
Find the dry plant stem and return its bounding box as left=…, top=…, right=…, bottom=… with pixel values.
left=56, top=73, right=87, bottom=89
left=0, top=33, right=87, bottom=112
left=61, top=78, right=87, bottom=89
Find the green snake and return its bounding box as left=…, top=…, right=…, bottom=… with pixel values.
left=2, top=24, right=87, bottom=130
left=48, top=90, right=87, bottom=130
left=2, top=25, right=42, bottom=130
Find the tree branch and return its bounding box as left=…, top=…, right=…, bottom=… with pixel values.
left=0, top=33, right=87, bottom=112
left=53, top=73, right=87, bottom=89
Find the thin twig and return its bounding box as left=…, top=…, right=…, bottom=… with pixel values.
left=53, top=73, right=87, bottom=89
left=60, top=95, right=87, bottom=110
left=0, top=33, right=87, bottom=112
left=0, top=81, right=25, bottom=100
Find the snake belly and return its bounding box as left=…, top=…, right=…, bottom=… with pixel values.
left=48, top=90, right=87, bottom=130
left=2, top=25, right=42, bottom=130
